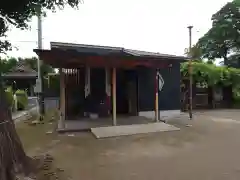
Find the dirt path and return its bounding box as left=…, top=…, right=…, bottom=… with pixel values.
left=19, top=110, right=240, bottom=180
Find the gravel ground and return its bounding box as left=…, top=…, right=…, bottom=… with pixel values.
left=36, top=109, right=240, bottom=180
left=19, top=109, right=240, bottom=180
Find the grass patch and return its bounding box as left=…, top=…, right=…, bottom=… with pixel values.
left=16, top=110, right=58, bottom=153
left=15, top=110, right=70, bottom=179
left=16, top=120, right=55, bottom=153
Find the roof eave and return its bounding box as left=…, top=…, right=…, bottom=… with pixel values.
left=50, top=41, right=123, bottom=51
left=34, top=46, right=188, bottom=63
left=123, top=52, right=187, bottom=61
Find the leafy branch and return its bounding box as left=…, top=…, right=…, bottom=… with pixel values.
left=181, top=61, right=240, bottom=87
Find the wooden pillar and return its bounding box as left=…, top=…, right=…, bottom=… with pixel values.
left=155, top=69, right=159, bottom=122
left=84, top=67, right=91, bottom=117
left=85, top=67, right=91, bottom=98
left=112, top=67, right=117, bottom=126
left=105, top=68, right=111, bottom=115
left=59, top=68, right=66, bottom=129
left=47, top=75, right=50, bottom=88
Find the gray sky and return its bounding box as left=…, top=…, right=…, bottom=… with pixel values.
left=3, top=0, right=231, bottom=58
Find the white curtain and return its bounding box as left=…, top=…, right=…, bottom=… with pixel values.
left=85, top=67, right=91, bottom=98
left=105, top=68, right=111, bottom=96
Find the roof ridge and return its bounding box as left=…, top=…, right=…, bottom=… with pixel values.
left=51, top=41, right=123, bottom=51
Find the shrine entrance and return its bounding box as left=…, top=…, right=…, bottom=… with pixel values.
left=116, top=69, right=138, bottom=116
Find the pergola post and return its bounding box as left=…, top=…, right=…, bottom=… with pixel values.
left=112, top=67, right=117, bottom=126
left=84, top=67, right=91, bottom=117
left=105, top=68, right=111, bottom=115
left=155, top=69, right=159, bottom=122
left=59, top=68, right=66, bottom=129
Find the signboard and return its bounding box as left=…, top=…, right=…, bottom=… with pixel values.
left=157, top=72, right=164, bottom=91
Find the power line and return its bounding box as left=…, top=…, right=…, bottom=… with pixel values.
left=0, top=37, right=51, bottom=43
left=0, top=39, right=38, bottom=43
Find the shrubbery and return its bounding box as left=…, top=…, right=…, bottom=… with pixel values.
left=5, top=86, right=14, bottom=109
left=181, top=61, right=240, bottom=105
left=181, top=62, right=240, bottom=87
left=15, top=89, right=28, bottom=110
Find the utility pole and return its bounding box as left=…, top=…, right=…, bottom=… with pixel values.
left=0, top=56, right=2, bottom=102
left=37, top=8, right=44, bottom=120
left=187, top=25, right=193, bottom=120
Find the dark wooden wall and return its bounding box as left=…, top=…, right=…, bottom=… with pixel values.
left=138, top=62, right=181, bottom=112
left=63, top=63, right=182, bottom=118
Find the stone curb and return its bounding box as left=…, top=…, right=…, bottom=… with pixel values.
left=13, top=107, right=37, bottom=123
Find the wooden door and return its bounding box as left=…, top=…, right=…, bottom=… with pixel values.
left=127, top=79, right=138, bottom=116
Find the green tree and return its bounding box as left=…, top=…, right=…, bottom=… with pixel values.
left=0, top=0, right=82, bottom=53
left=0, top=57, right=18, bottom=74
left=0, top=57, right=54, bottom=75
left=222, top=53, right=240, bottom=67
left=197, top=1, right=240, bottom=65
left=181, top=61, right=240, bottom=86
left=0, top=1, right=82, bottom=179
left=185, top=45, right=203, bottom=60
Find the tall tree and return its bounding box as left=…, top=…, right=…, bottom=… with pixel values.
left=0, top=0, right=82, bottom=179
left=222, top=53, right=240, bottom=67
left=0, top=0, right=82, bottom=52
left=197, top=0, right=240, bottom=65
left=185, top=44, right=203, bottom=61
left=0, top=57, right=18, bottom=74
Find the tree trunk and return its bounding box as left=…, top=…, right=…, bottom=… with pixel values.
left=0, top=86, right=32, bottom=179
left=223, top=56, right=228, bottom=66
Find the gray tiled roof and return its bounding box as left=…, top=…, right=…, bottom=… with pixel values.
left=123, top=49, right=185, bottom=59
left=50, top=42, right=186, bottom=60
left=3, top=60, right=37, bottom=78
left=51, top=42, right=123, bottom=56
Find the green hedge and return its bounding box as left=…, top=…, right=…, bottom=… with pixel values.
left=181, top=62, right=240, bottom=86
left=5, top=86, right=14, bottom=109
left=15, top=89, right=28, bottom=110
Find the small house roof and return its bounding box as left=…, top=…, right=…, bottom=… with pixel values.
left=34, top=42, right=187, bottom=68
left=3, top=60, right=37, bottom=79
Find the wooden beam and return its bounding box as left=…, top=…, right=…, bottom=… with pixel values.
left=155, top=69, right=159, bottom=122
left=112, top=68, right=117, bottom=126
left=59, top=68, right=66, bottom=129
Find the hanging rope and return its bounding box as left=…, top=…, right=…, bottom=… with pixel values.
left=84, top=67, right=91, bottom=98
